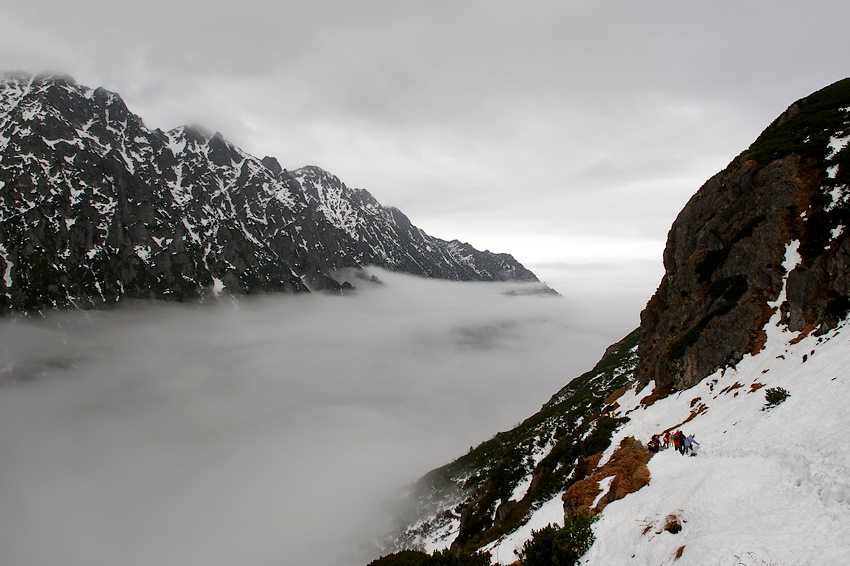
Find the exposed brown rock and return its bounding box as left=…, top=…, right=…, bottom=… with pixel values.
left=664, top=513, right=683, bottom=534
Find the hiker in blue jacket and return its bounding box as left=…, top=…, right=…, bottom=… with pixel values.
left=685, top=434, right=700, bottom=455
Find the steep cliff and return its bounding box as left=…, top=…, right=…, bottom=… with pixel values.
left=638, top=78, right=850, bottom=391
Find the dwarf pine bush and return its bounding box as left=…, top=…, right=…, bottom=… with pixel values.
left=763, top=387, right=790, bottom=410
left=517, top=511, right=596, bottom=566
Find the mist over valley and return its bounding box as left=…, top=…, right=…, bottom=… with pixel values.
left=0, top=270, right=619, bottom=565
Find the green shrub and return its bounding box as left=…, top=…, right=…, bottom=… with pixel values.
left=763, top=387, right=791, bottom=410
left=430, top=548, right=491, bottom=566
left=579, top=416, right=621, bottom=456
left=368, top=549, right=432, bottom=566
left=367, top=548, right=490, bottom=566
left=745, top=78, right=850, bottom=166
left=517, top=511, right=596, bottom=565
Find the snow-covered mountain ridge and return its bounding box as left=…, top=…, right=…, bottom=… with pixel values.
left=0, top=72, right=545, bottom=313
left=374, top=79, right=850, bottom=564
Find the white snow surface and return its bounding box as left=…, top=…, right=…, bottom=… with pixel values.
left=211, top=277, right=225, bottom=297
left=827, top=134, right=850, bottom=159
left=482, top=492, right=567, bottom=565
left=580, top=323, right=850, bottom=564
left=423, top=518, right=461, bottom=554
left=591, top=476, right=615, bottom=510
left=0, top=242, right=12, bottom=290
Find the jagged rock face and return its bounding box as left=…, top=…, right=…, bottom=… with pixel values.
left=290, top=166, right=541, bottom=282
left=0, top=73, right=542, bottom=313
left=638, top=78, right=850, bottom=391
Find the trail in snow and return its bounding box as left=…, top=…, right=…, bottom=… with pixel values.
left=480, top=317, right=850, bottom=565
left=582, top=318, right=850, bottom=565
left=474, top=241, right=850, bottom=565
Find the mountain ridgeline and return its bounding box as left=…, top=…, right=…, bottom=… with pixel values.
left=380, top=78, right=850, bottom=563
left=0, top=72, right=544, bottom=314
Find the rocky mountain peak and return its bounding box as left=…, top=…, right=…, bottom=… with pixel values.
left=261, top=155, right=283, bottom=175
left=0, top=73, right=548, bottom=314
left=637, top=77, right=850, bottom=392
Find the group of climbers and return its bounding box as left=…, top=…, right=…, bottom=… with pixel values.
left=647, top=429, right=699, bottom=456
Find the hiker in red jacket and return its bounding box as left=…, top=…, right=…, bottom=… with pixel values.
left=675, top=431, right=687, bottom=455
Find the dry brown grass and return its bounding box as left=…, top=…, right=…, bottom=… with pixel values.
left=562, top=475, right=605, bottom=513
left=674, top=545, right=686, bottom=560
left=562, top=437, right=651, bottom=517
left=750, top=327, right=769, bottom=355
left=748, top=295, right=775, bottom=355
left=604, top=385, right=629, bottom=405
left=719, top=381, right=743, bottom=395
left=581, top=453, right=602, bottom=472
left=603, top=443, right=651, bottom=509
left=639, top=386, right=670, bottom=408
left=749, top=382, right=766, bottom=393
left=790, top=322, right=815, bottom=344
left=664, top=404, right=709, bottom=433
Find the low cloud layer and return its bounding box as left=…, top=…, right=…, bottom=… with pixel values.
left=0, top=271, right=628, bottom=565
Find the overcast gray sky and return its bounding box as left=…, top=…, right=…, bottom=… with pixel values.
left=3, top=0, right=850, bottom=311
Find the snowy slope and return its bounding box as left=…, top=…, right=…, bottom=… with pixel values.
left=580, top=251, right=850, bottom=565
left=476, top=247, right=850, bottom=565
left=581, top=326, right=850, bottom=565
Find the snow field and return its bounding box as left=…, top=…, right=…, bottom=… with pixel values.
left=477, top=240, right=849, bottom=564
left=582, top=321, right=850, bottom=565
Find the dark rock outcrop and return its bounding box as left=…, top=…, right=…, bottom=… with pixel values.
left=0, top=73, right=546, bottom=313
left=638, top=78, right=850, bottom=391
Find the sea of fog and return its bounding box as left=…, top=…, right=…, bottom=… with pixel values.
left=0, top=268, right=649, bottom=565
